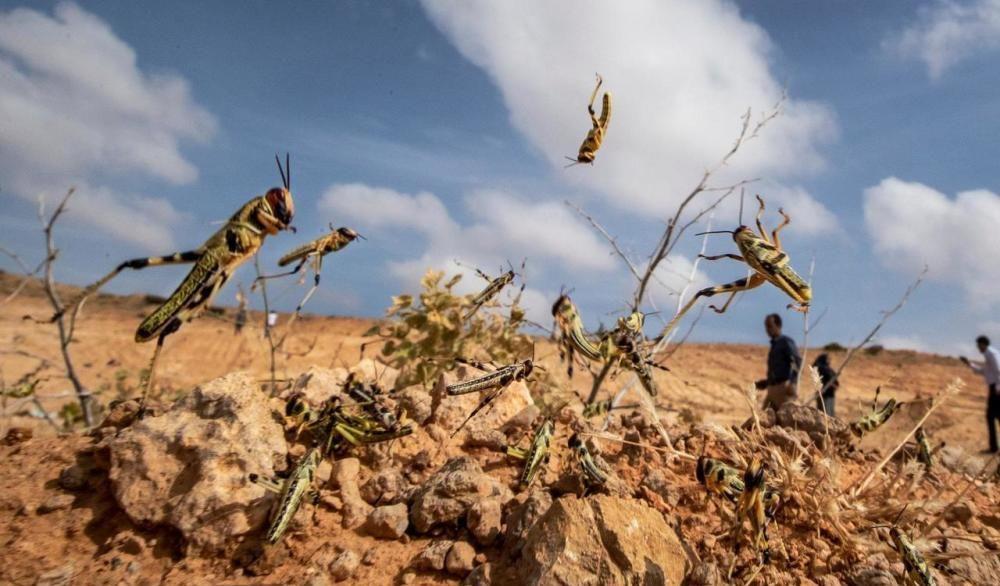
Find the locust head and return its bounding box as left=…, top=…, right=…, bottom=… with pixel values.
left=336, top=227, right=363, bottom=243
left=263, top=153, right=296, bottom=232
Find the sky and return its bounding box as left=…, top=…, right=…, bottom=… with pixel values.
left=1, top=0, right=998, bottom=356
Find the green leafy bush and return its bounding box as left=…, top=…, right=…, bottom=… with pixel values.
left=367, top=269, right=533, bottom=389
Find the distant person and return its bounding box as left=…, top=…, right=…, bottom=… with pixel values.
left=960, top=335, right=999, bottom=454
left=813, top=353, right=838, bottom=417
left=234, top=287, right=248, bottom=335
left=755, top=313, right=801, bottom=410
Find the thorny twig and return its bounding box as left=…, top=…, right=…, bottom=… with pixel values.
left=808, top=267, right=927, bottom=405
left=36, top=189, right=95, bottom=428
left=0, top=246, right=47, bottom=305
left=796, top=253, right=816, bottom=397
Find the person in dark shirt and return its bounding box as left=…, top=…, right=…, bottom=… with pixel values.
left=754, top=313, right=801, bottom=410
left=813, top=353, right=838, bottom=417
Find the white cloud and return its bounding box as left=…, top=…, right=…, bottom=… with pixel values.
left=0, top=2, right=216, bottom=250
left=420, top=0, right=837, bottom=230
left=888, top=0, right=1000, bottom=79
left=863, top=177, right=1000, bottom=305
left=319, top=182, right=619, bottom=319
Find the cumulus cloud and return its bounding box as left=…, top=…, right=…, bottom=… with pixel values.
left=319, top=182, right=627, bottom=320
left=888, top=0, right=1000, bottom=79
left=420, top=0, right=837, bottom=229
left=0, top=2, right=215, bottom=250
left=863, top=177, right=1000, bottom=305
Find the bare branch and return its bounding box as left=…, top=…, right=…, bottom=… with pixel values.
left=36, top=188, right=95, bottom=428
left=566, top=200, right=642, bottom=282
left=254, top=253, right=279, bottom=395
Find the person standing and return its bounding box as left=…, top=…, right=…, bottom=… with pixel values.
left=813, top=353, right=838, bottom=417
left=755, top=313, right=802, bottom=411
left=961, top=335, right=1000, bottom=454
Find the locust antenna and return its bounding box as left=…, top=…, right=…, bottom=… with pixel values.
left=739, top=188, right=746, bottom=225
left=275, top=153, right=288, bottom=190
left=564, top=156, right=582, bottom=168
left=695, top=230, right=735, bottom=236
left=286, top=152, right=291, bottom=190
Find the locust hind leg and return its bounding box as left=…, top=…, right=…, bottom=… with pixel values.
left=138, top=317, right=181, bottom=416
left=54, top=251, right=202, bottom=323
left=707, top=274, right=766, bottom=314
left=698, top=253, right=745, bottom=262
left=771, top=208, right=791, bottom=249
left=276, top=256, right=323, bottom=349
left=754, top=195, right=770, bottom=242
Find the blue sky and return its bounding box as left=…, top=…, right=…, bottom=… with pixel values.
left=1, top=1, right=998, bottom=355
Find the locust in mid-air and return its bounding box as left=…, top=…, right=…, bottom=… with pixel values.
left=566, top=74, right=611, bottom=166
left=657, top=195, right=812, bottom=342
left=54, top=155, right=296, bottom=410
left=851, top=386, right=902, bottom=438
left=462, top=262, right=521, bottom=321
left=255, top=224, right=362, bottom=338
left=447, top=357, right=536, bottom=437
left=249, top=447, right=320, bottom=545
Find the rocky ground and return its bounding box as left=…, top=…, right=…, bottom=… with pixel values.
left=1, top=273, right=999, bottom=585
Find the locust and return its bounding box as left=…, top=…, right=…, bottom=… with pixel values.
left=343, top=373, right=399, bottom=433
left=255, top=224, right=362, bottom=338
left=461, top=261, right=522, bottom=321
left=657, top=195, right=812, bottom=342
left=286, top=394, right=412, bottom=455
left=447, top=357, right=536, bottom=437
left=249, top=447, right=320, bottom=545
left=873, top=507, right=936, bottom=586
left=851, top=386, right=902, bottom=438
left=54, top=155, right=296, bottom=410
left=735, top=457, right=772, bottom=563
left=914, top=426, right=934, bottom=469
left=568, top=433, right=607, bottom=489
left=581, top=398, right=639, bottom=419
left=697, top=456, right=746, bottom=503
left=583, top=309, right=668, bottom=404
left=505, top=419, right=554, bottom=488
left=552, top=294, right=602, bottom=375
left=566, top=73, right=611, bottom=166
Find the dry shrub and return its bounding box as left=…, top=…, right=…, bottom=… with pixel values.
left=367, top=269, right=533, bottom=389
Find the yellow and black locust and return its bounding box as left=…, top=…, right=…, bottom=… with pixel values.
left=446, top=358, right=535, bottom=437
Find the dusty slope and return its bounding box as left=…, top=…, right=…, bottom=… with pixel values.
left=0, top=271, right=991, bottom=452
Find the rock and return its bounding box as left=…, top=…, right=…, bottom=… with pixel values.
left=58, top=464, right=89, bottom=491
left=445, top=541, right=476, bottom=576
left=108, top=372, right=286, bottom=549
left=350, top=358, right=400, bottom=390
left=945, top=501, right=977, bottom=523
left=463, top=562, right=493, bottom=586
left=502, top=489, right=553, bottom=557
left=409, top=457, right=513, bottom=533
left=98, top=400, right=141, bottom=430
left=329, top=549, right=360, bottom=582
left=305, top=573, right=332, bottom=586
left=847, top=563, right=895, bottom=586
left=397, top=385, right=433, bottom=425
left=464, top=429, right=508, bottom=451
left=413, top=540, right=454, bottom=571
left=640, top=468, right=669, bottom=497
left=945, top=537, right=1000, bottom=583
left=467, top=499, right=503, bottom=546
left=37, top=493, right=75, bottom=514
left=333, top=458, right=371, bottom=528
left=288, top=366, right=349, bottom=405
left=502, top=404, right=541, bottom=434
left=687, top=562, right=721, bottom=585
left=776, top=402, right=849, bottom=445
left=513, top=494, right=687, bottom=585
left=431, top=373, right=534, bottom=440
left=360, top=468, right=412, bottom=506
left=365, top=503, right=409, bottom=539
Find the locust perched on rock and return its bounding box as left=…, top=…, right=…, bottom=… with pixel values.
left=447, top=356, right=537, bottom=437
left=566, top=73, right=611, bottom=166
left=249, top=447, right=320, bottom=545
left=658, top=195, right=811, bottom=342
left=55, top=155, right=296, bottom=411
left=569, top=433, right=607, bottom=490
left=505, top=419, right=554, bottom=488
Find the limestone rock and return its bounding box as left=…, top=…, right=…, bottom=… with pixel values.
left=329, top=549, right=360, bottom=582
left=413, top=540, right=454, bottom=571
left=360, top=468, right=412, bottom=506
left=776, top=401, right=849, bottom=445
left=409, top=457, right=513, bottom=533
left=431, top=372, right=534, bottom=440
left=108, top=372, right=286, bottom=549
left=445, top=541, right=476, bottom=576
left=364, top=503, right=409, bottom=539
left=502, top=489, right=553, bottom=557
left=397, top=385, right=433, bottom=425
left=332, top=457, right=371, bottom=529
left=514, top=494, right=688, bottom=585
left=288, top=366, right=349, bottom=405
left=467, top=498, right=503, bottom=546
left=350, top=358, right=399, bottom=391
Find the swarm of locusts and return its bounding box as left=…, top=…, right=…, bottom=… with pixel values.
left=55, top=76, right=986, bottom=583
